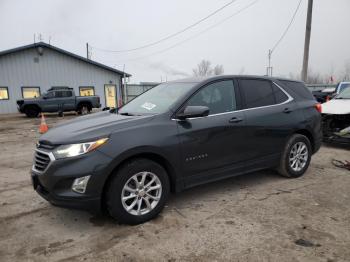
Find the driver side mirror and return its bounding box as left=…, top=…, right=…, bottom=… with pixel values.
left=177, top=106, right=209, bottom=120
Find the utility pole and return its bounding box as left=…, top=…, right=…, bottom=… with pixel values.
left=301, top=0, right=313, bottom=82
left=86, top=43, right=89, bottom=60
left=266, top=49, right=273, bottom=76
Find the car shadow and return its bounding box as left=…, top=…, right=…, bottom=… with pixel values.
left=49, top=169, right=284, bottom=228
left=168, top=169, right=283, bottom=206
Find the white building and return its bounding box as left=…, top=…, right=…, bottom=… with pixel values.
left=0, top=42, right=130, bottom=114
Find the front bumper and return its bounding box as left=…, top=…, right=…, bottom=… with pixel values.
left=31, top=149, right=113, bottom=213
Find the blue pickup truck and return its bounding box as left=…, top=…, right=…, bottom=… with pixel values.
left=17, top=87, right=101, bottom=117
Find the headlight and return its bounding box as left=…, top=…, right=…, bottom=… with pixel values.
left=53, top=138, right=108, bottom=159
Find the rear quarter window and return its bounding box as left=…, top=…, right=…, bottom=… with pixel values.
left=279, top=80, right=314, bottom=100
left=272, top=84, right=289, bottom=103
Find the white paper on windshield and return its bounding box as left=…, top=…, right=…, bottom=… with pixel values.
left=141, top=102, right=157, bottom=111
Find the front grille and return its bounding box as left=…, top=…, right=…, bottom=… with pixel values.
left=37, top=142, right=56, bottom=150
left=33, top=150, right=51, bottom=172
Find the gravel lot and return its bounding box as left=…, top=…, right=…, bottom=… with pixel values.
left=0, top=113, right=349, bottom=262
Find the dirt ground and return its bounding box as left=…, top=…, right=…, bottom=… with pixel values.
left=0, top=113, right=349, bottom=262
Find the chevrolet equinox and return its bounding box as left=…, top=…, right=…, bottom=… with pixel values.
left=31, top=76, right=322, bottom=224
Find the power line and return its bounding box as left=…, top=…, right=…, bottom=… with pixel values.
left=109, top=0, right=259, bottom=63
left=267, top=0, right=303, bottom=76
left=271, top=0, right=303, bottom=53
left=90, top=0, right=238, bottom=53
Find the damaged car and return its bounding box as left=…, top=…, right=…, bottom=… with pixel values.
left=322, top=87, right=350, bottom=144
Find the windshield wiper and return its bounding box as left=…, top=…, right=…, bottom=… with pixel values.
left=109, top=108, right=118, bottom=114
left=119, top=112, right=135, bottom=116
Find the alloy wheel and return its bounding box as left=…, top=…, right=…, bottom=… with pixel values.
left=289, top=141, right=309, bottom=172
left=121, top=172, right=162, bottom=216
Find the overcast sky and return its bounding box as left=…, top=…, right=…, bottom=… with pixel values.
left=0, top=0, right=349, bottom=83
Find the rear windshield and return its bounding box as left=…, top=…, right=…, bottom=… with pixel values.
left=279, top=80, right=314, bottom=100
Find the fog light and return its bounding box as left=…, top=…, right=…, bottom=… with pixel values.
left=72, top=175, right=91, bottom=193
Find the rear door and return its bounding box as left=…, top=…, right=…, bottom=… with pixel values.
left=176, top=79, right=247, bottom=186
left=238, top=78, right=297, bottom=166
left=55, top=90, right=76, bottom=111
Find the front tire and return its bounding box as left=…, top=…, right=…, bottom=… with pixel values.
left=25, top=106, right=40, bottom=118
left=106, top=158, right=170, bottom=225
left=277, top=134, right=312, bottom=178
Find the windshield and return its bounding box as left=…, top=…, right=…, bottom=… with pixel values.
left=336, top=87, right=350, bottom=99
left=339, top=83, right=350, bottom=93
left=119, top=82, right=196, bottom=115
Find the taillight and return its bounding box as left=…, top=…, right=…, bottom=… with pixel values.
left=314, top=103, right=322, bottom=113
left=326, top=95, right=330, bottom=102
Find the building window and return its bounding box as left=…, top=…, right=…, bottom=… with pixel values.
left=79, top=86, right=95, bottom=96
left=0, top=87, right=9, bottom=100
left=22, top=87, right=41, bottom=98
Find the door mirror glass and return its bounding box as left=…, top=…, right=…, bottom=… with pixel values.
left=177, top=106, right=209, bottom=120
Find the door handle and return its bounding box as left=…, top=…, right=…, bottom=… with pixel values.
left=229, top=117, right=243, bottom=123
left=283, top=108, right=293, bottom=114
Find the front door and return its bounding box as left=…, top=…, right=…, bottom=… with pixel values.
left=104, top=85, right=116, bottom=108
left=176, top=79, right=247, bottom=186
left=41, top=91, right=58, bottom=112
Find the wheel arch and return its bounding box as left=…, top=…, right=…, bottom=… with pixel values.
left=294, top=129, right=315, bottom=152
left=23, top=103, right=41, bottom=112
left=77, top=101, right=92, bottom=110
left=101, top=151, right=179, bottom=211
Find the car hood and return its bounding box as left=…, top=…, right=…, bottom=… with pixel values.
left=39, top=111, right=155, bottom=145
left=322, top=99, right=350, bottom=115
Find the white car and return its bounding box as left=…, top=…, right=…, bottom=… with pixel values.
left=322, top=88, right=350, bottom=143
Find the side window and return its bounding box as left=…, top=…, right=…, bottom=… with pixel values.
left=339, top=83, right=350, bottom=93
left=56, top=91, right=72, bottom=97
left=240, top=79, right=275, bottom=109
left=272, top=84, right=288, bottom=103
left=279, top=80, right=313, bottom=100
left=186, top=80, right=236, bottom=115
left=63, top=91, right=72, bottom=97
left=46, top=91, right=55, bottom=98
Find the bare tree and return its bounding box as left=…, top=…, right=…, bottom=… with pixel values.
left=306, top=68, right=324, bottom=84
left=192, top=60, right=224, bottom=77
left=213, top=64, right=224, bottom=75
left=342, top=61, right=350, bottom=81
left=193, top=60, right=212, bottom=77
left=238, top=67, right=245, bottom=75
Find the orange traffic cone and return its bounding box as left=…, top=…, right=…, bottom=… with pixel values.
left=39, top=113, right=49, bottom=134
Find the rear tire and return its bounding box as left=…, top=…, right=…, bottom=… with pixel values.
left=77, top=104, right=91, bottom=115
left=277, top=134, right=312, bottom=178
left=25, top=106, right=40, bottom=118
left=106, top=158, right=170, bottom=225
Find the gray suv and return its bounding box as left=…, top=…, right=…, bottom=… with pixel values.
left=31, top=76, right=322, bottom=224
